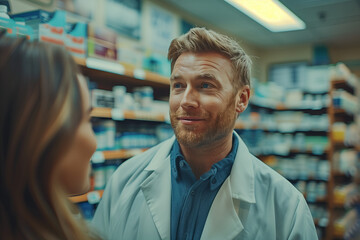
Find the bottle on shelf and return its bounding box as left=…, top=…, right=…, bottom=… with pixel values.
left=0, top=5, right=10, bottom=19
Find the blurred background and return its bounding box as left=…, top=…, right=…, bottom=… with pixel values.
left=3, top=0, right=360, bottom=239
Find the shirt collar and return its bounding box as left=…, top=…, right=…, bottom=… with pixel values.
left=170, top=133, right=239, bottom=188
left=208, top=134, right=238, bottom=190
left=170, top=140, right=183, bottom=180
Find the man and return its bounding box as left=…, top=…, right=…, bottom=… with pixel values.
left=92, top=27, right=317, bottom=240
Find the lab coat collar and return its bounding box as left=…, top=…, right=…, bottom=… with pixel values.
left=144, top=133, right=257, bottom=204
left=141, top=132, right=256, bottom=240
left=144, top=135, right=175, bottom=171
left=141, top=136, right=175, bottom=240
left=200, top=132, right=256, bottom=240
left=229, top=131, right=256, bottom=204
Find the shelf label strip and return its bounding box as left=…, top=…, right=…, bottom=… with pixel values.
left=86, top=58, right=125, bottom=75
left=111, top=108, right=125, bottom=121
left=134, top=69, right=146, bottom=80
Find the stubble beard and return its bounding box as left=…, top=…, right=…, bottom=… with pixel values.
left=170, top=99, right=237, bottom=148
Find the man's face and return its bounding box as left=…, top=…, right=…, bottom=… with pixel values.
left=169, top=52, right=243, bottom=148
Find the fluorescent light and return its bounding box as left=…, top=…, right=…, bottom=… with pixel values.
left=225, top=0, right=305, bottom=32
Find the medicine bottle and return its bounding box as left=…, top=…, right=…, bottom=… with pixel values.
left=0, top=5, right=10, bottom=19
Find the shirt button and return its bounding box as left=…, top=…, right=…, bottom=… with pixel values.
left=191, top=190, right=195, bottom=196
left=179, top=161, right=184, bottom=168
left=211, top=178, right=217, bottom=184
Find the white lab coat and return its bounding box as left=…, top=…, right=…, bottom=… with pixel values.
left=92, top=132, right=318, bottom=240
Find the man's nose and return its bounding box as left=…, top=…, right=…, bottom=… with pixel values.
left=180, top=86, right=199, bottom=109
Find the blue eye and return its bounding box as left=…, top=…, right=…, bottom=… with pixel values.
left=174, top=83, right=182, bottom=88
left=201, top=83, right=212, bottom=88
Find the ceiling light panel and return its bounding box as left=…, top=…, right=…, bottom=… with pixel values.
left=225, top=0, right=306, bottom=32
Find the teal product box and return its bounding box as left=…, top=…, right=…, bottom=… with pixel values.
left=65, top=22, right=87, bottom=59
left=11, top=10, right=66, bottom=45
left=15, top=22, right=34, bottom=40
left=0, top=16, right=16, bottom=36
left=143, top=53, right=171, bottom=77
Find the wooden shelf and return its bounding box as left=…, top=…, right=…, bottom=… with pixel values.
left=256, top=147, right=329, bottom=157
left=333, top=231, right=344, bottom=239
left=332, top=79, right=348, bottom=85
left=333, top=107, right=356, bottom=117
left=91, top=107, right=167, bottom=122
left=91, top=107, right=112, bottom=118
left=332, top=140, right=360, bottom=150
left=235, top=122, right=328, bottom=134
left=334, top=202, right=346, bottom=208
left=102, top=148, right=147, bottom=160
left=74, top=57, right=169, bottom=87
left=69, top=190, right=104, bottom=203
left=316, top=197, right=328, bottom=203
left=74, top=57, right=86, bottom=66
left=332, top=171, right=351, bottom=178
left=250, top=101, right=327, bottom=112
left=327, top=72, right=360, bottom=240
left=331, top=78, right=355, bottom=94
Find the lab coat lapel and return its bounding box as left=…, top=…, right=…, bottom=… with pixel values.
left=140, top=137, right=175, bottom=240
left=201, top=132, right=256, bottom=240
left=200, top=178, right=244, bottom=240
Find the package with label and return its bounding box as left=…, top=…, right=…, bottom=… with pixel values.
left=12, top=10, right=66, bottom=45
left=0, top=16, right=16, bottom=37
left=14, top=21, right=34, bottom=40
left=66, top=22, right=87, bottom=59
left=88, top=24, right=117, bottom=61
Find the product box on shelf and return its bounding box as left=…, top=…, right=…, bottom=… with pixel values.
left=11, top=10, right=66, bottom=45
left=117, top=36, right=144, bottom=68
left=91, top=89, right=114, bottom=109
left=65, top=22, right=87, bottom=59
left=14, top=21, right=34, bottom=40
left=0, top=16, right=15, bottom=36
left=88, top=24, right=117, bottom=61
left=117, top=44, right=144, bottom=69
left=142, top=52, right=171, bottom=77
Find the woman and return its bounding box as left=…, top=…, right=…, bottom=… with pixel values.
left=0, top=32, right=98, bottom=239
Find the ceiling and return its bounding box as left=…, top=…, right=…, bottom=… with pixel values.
left=157, top=0, right=360, bottom=48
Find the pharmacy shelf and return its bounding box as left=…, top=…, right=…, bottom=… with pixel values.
left=102, top=148, right=147, bottom=160
left=333, top=201, right=346, bottom=209
left=91, top=107, right=167, bottom=122
left=74, top=57, right=170, bottom=96
left=333, top=230, right=345, bottom=239
left=327, top=72, right=360, bottom=240
left=314, top=197, right=328, bottom=204
left=332, top=140, right=360, bottom=151
left=247, top=92, right=331, bottom=240
left=332, top=109, right=357, bottom=122
left=235, top=123, right=328, bottom=135
left=333, top=108, right=350, bottom=115
left=256, top=146, right=329, bottom=156
left=72, top=57, right=172, bottom=215
left=333, top=171, right=351, bottom=178
left=249, top=101, right=328, bottom=113
left=75, top=57, right=169, bottom=85
left=292, top=178, right=329, bottom=183
left=331, top=78, right=356, bottom=94
left=69, top=190, right=104, bottom=203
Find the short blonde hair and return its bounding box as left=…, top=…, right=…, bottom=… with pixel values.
left=168, top=27, right=252, bottom=90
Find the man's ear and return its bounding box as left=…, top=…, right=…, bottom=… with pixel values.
left=235, top=85, right=250, bottom=113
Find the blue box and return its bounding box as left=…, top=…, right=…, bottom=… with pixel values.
left=12, top=10, right=66, bottom=45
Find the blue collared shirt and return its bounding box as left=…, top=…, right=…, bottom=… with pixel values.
left=170, top=134, right=238, bottom=240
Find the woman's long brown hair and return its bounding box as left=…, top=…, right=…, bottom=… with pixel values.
left=0, top=33, right=98, bottom=239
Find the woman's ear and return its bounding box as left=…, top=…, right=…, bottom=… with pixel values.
left=235, top=85, right=250, bottom=113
